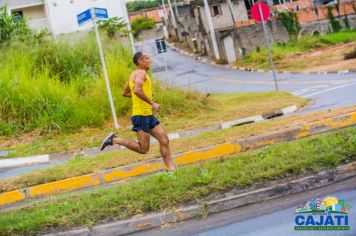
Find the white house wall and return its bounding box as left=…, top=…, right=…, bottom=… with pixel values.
left=45, top=0, right=125, bottom=35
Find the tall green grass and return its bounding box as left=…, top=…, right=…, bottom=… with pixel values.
left=0, top=37, right=210, bottom=136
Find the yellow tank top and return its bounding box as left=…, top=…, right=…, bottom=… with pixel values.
left=129, top=72, right=153, bottom=116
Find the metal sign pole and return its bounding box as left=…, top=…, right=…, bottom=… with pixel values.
left=90, top=8, right=120, bottom=129
left=159, top=39, right=168, bottom=71
left=258, top=4, right=279, bottom=91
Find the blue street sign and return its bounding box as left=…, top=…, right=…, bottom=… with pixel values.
left=94, top=7, right=108, bottom=19
left=77, top=8, right=108, bottom=26
left=77, top=9, right=91, bottom=25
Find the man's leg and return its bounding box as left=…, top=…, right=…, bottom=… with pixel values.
left=150, top=124, right=175, bottom=171
left=113, top=130, right=150, bottom=154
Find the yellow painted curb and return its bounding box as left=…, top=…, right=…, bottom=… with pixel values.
left=175, top=143, right=238, bottom=165
left=28, top=174, right=100, bottom=198
left=1, top=111, right=355, bottom=207
left=297, top=112, right=356, bottom=138
left=0, top=190, right=26, bottom=206
left=103, top=163, right=162, bottom=183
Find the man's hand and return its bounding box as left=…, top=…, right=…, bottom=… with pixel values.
left=152, top=102, right=160, bottom=112
left=122, top=80, right=131, bottom=97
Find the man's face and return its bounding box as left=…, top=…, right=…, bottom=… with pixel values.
left=138, top=53, right=151, bottom=70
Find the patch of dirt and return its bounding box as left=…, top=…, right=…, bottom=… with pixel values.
left=282, top=42, right=356, bottom=72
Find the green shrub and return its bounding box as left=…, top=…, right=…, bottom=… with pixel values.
left=131, top=17, right=156, bottom=37
left=0, top=5, right=48, bottom=45
left=98, top=17, right=128, bottom=39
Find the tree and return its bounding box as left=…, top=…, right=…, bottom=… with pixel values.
left=126, top=0, right=159, bottom=13
left=98, top=17, right=128, bottom=39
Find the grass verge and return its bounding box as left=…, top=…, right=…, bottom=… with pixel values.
left=0, top=91, right=306, bottom=158
left=0, top=105, right=354, bottom=193
left=0, top=126, right=355, bottom=235
left=236, top=30, right=356, bottom=71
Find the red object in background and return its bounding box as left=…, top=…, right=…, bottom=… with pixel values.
left=251, top=2, right=271, bottom=23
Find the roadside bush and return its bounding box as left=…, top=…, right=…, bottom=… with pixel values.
left=131, top=17, right=156, bottom=37
left=0, top=5, right=48, bottom=46
left=98, top=17, right=128, bottom=39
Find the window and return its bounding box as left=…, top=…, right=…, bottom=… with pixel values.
left=211, top=5, right=222, bottom=17
left=12, top=11, right=23, bottom=22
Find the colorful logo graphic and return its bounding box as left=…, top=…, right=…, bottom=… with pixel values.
left=294, top=196, right=351, bottom=230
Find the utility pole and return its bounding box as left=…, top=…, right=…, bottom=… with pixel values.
left=257, top=4, right=279, bottom=91
left=173, top=0, right=180, bottom=19
left=121, top=0, right=136, bottom=53
left=202, top=0, right=220, bottom=60
left=90, top=8, right=120, bottom=129
left=226, top=0, right=236, bottom=24
left=160, top=0, right=169, bottom=39
left=167, top=0, right=178, bottom=38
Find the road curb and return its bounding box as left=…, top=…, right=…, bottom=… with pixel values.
left=0, top=154, right=49, bottom=168
left=0, top=105, right=298, bottom=168
left=166, top=42, right=356, bottom=75
left=1, top=111, right=355, bottom=207
left=44, top=161, right=356, bottom=236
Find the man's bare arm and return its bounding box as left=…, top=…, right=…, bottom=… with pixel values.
left=122, top=79, right=131, bottom=97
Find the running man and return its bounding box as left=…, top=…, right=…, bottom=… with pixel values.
left=100, top=52, right=176, bottom=171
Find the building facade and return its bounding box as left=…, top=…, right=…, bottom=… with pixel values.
left=0, top=0, right=126, bottom=35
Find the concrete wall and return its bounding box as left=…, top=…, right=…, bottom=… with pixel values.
left=21, top=4, right=45, bottom=19
left=45, top=0, right=125, bottom=35
left=300, top=13, right=356, bottom=35
left=136, top=24, right=164, bottom=40
left=232, top=20, right=290, bottom=59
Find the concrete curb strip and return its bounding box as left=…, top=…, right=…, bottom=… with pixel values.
left=0, top=155, right=49, bottom=168
left=1, top=111, right=355, bottom=207
left=44, top=161, right=356, bottom=236
left=0, top=105, right=298, bottom=168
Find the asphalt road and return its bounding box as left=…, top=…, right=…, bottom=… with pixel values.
left=140, top=39, right=356, bottom=113
left=132, top=175, right=356, bottom=236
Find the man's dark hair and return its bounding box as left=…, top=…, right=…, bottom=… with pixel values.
left=133, top=52, right=143, bottom=66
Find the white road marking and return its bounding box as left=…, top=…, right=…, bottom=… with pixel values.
left=292, top=85, right=329, bottom=96
left=303, top=82, right=356, bottom=98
